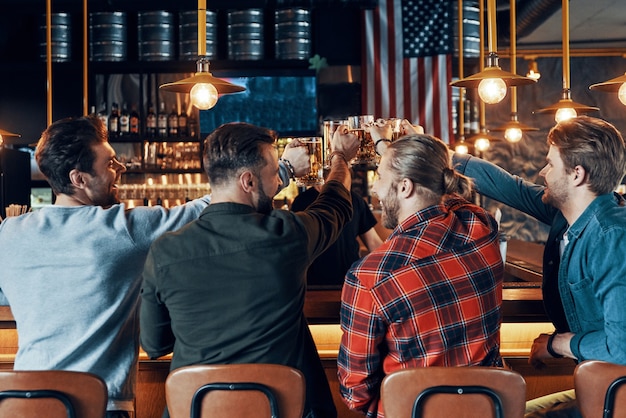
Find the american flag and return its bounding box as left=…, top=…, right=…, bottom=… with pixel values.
left=362, top=0, right=453, bottom=143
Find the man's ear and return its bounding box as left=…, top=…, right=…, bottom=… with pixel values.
left=397, top=177, right=414, bottom=198
left=68, top=168, right=86, bottom=189
left=572, top=165, right=586, bottom=187
left=239, top=171, right=256, bottom=193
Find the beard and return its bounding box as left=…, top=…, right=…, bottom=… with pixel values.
left=541, top=178, right=568, bottom=209
left=88, top=183, right=120, bottom=208
left=381, top=187, right=400, bottom=229
left=256, top=180, right=275, bottom=215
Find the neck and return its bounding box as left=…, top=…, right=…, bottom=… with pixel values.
left=398, top=194, right=439, bottom=225
left=209, top=187, right=253, bottom=207
left=54, top=193, right=89, bottom=207
left=561, top=191, right=597, bottom=226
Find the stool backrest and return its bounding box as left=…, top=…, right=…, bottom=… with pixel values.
left=575, top=360, right=626, bottom=418
left=165, top=363, right=305, bottom=418
left=381, top=367, right=526, bottom=418
left=0, top=370, right=107, bottom=418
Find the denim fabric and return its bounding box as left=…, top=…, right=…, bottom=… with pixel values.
left=559, top=194, right=626, bottom=363
left=452, top=153, right=570, bottom=331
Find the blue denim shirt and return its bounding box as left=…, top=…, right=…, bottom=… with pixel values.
left=452, top=153, right=570, bottom=331
left=561, top=193, right=626, bottom=364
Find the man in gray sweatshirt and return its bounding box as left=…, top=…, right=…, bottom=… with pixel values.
left=0, top=115, right=307, bottom=418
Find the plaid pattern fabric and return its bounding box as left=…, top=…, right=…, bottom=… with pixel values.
left=338, top=196, right=504, bottom=418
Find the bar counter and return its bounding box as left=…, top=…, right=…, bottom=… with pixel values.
left=0, top=240, right=575, bottom=418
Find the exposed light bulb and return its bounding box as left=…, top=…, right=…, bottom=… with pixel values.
left=455, top=143, right=469, bottom=154
left=504, top=127, right=523, bottom=143
left=526, top=60, right=541, bottom=80
left=0, top=134, right=3, bottom=147
left=190, top=83, right=219, bottom=110
left=527, top=70, right=541, bottom=80
left=474, top=137, right=490, bottom=152
left=555, top=107, right=577, bottom=123
left=618, top=83, right=626, bottom=106
left=478, top=78, right=507, bottom=104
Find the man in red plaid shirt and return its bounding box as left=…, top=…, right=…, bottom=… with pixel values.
left=337, top=133, right=504, bottom=418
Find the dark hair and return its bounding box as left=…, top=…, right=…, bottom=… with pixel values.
left=548, top=116, right=626, bottom=195
left=35, top=115, right=107, bottom=195
left=387, top=134, right=473, bottom=201
left=203, top=122, right=277, bottom=186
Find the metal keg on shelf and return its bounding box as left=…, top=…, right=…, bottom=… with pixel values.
left=275, top=8, right=311, bottom=60
left=138, top=11, right=175, bottom=61
left=452, top=0, right=480, bottom=58
left=39, top=13, right=71, bottom=62
left=89, top=12, right=127, bottom=62
left=227, top=9, right=264, bottom=61
left=179, top=10, right=217, bottom=60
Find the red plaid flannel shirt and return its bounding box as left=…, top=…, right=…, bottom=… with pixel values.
left=338, top=196, right=504, bottom=417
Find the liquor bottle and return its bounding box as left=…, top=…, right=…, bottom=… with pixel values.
left=109, top=102, right=120, bottom=136
left=119, top=102, right=130, bottom=135
left=145, top=103, right=157, bottom=138
left=178, top=105, right=188, bottom=137
left=463, top=99, right=471, bottom=136
left=470, top=102, right=480, bottom=134
left=157, top=102, right=168, bottom=138
left=157, top=102, right=167, bottom=138
left=130, top=104, right=140, bottom=135
left=168, top=105, right=179, bottom=137
left=187, top=111, right=198, bottom=139
left=97, top=101, right=108, bottom=131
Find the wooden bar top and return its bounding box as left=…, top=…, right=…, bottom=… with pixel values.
left=505, top=238, right=544, bottom=283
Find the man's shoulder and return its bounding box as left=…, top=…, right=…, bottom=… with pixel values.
left=349, top=239, right=412, bottom=287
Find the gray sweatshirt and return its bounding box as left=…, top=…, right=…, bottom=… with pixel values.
left=0, top=198, right=209, bottom=412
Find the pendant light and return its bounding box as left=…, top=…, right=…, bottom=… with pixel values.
left=466, top=0, right=497, bottom=152
left=0, top=129, right=20, bottom=147
left=160, top=0, right=245, bottom=110
left=535, top=0, right=598, bottom=122
left=450, top=0, right=536, bottom=105
left=589, top=73, right=626, bottom=106
left=454, top=0, right=469, bottom=155
left=490, top=0, right=537, bottom=142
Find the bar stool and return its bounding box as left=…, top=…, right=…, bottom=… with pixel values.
left=381, top=366, right=526, bottom=418
left=0, top=370, right=107, bottom=417
left=165, top=363, right=305, bottom=418
left=575, top=360, right=626, bottom=418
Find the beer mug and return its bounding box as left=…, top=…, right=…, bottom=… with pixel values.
left=347, top=115, right=376, bottom=167
left=295, top=137, right=325, bottom=187
left=322, top=120, right=347, bottom=169
left=387, top=118, right=403, bottom=140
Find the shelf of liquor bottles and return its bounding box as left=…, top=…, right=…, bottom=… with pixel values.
left=117, top=172, right=210, bottom=209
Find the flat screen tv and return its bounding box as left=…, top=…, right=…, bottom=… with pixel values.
left=199, top=71, right=318, bottom=137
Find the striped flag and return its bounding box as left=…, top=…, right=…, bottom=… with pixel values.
left=362, top=0, right=453, bottom=143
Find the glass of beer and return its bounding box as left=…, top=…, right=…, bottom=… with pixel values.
left=295, top=137, right=325, bottom=187
left=387, top=118, right=403, bottom=141
left=322, top=120, right=347, bottom=169
left=347, top=115, right=376, bottom=167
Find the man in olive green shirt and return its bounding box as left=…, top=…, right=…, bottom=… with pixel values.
left=140, top=122, right=359, bottom=418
